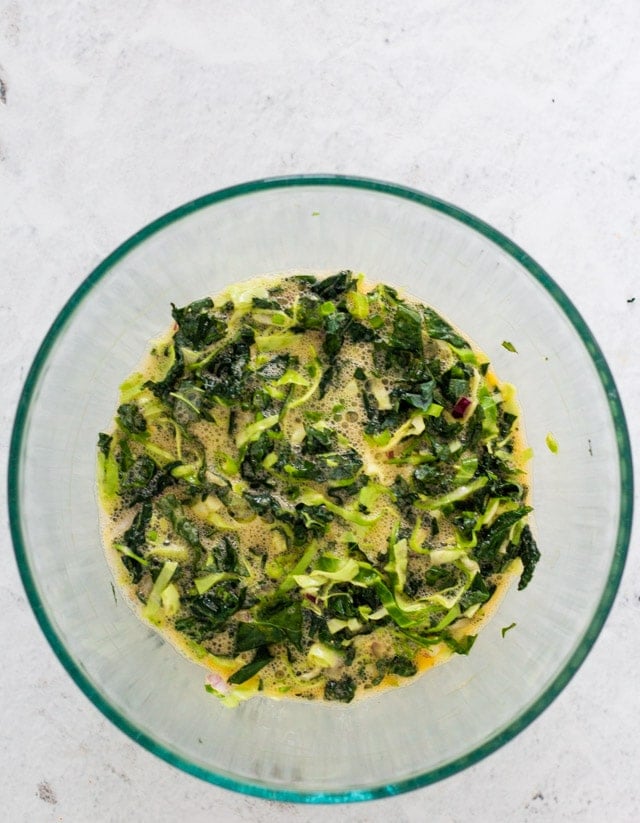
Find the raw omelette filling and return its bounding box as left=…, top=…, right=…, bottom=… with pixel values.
left=97, top=271, right=539, bottom=706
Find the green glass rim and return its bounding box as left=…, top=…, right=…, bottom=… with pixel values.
left=8, top=174, right=633, bottom=803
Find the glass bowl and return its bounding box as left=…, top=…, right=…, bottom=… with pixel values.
left=9, top=176, right=632, bottom=802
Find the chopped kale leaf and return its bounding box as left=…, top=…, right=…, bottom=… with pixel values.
left=512, top=525, right=541, bottom=590
left=309, top=270, right=354, bottom=300
left=324, top=674, right=356, bottom=703
left=177, top=581, right=246, bottom=639
left=228, top=646, right=273, bottom=684
left=387, top=655, right=418, bottom=677
left=391, top=303, right=423, bottom=352
left=97, top=432, right=112, bottom=458
left=117, top=403, right=147, bottom=434
left=171, top=298, right=226, bottom=350
left=202, top=327, right=255, bottom=402
left=473, top=507, right=532, bottom=574
left=119, top=455, right=177, bottom=506
left=423, top=306, right=470, bottom=348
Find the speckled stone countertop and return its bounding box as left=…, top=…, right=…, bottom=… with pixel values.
left=2, top=2, right=639, bottom=821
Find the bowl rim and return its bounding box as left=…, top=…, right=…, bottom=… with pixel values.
left=8, top=173, right=633, bottom=803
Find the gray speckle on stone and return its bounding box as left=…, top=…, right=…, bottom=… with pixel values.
left=36, top=781, right=57, bottom=805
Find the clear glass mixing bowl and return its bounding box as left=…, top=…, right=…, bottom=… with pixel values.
left=9, top=176, right=632, bottom=802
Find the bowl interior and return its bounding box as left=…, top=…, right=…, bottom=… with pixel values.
left=10, top=178, right=631, bottom=801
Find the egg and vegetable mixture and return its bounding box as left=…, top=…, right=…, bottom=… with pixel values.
left=97, top=271, right=539, bottom=706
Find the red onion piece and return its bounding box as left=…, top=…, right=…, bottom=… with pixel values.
left=205, top=671, right=231, bottom=695
left=451, top=396, right=471, bottom=419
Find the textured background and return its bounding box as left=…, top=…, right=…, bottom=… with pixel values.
left=1, top=2, right=639, bottom=821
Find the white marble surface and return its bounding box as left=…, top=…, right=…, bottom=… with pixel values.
left=2, top=2, right=639, bottom=820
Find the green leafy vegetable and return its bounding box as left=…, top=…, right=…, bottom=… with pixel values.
left=444, top=633, right=477, bottom=655
left=387, top=655, right=418, bottom=677
left=545, top=432, right=559, bottom=454
left=324, top=675, right=357, bottom=703
left=423, top=306, right=469, bottom=348
left=97, top=432, right=112, bottom=458
left=156, top=494, right=204, bottom=560
left=171, top=297, right=226, bottom=350
left=512, top=525, right=540, bottom=590
left=309, top=270, right=354, bottom=300
left=391, top=304, right=423, bottom=352
left=235, top=599, right=303, bottom=652
left=177, top=582, right=246, bottom=640
left=228, top=647, right=273, bottom=684
left=117, top=403, right=147, bottom=434
left=501, top=622, right=517, bottom=637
